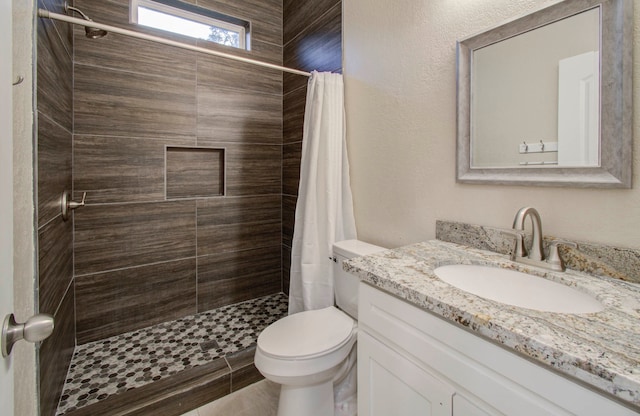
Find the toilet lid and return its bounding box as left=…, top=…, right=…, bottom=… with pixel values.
left=257, top=306, right=355, bottom=359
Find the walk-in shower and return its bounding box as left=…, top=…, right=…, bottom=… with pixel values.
left=34, top=0, right=341, bottom=414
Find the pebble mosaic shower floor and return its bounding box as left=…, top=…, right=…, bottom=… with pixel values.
left=55, top=293, right=288, bottom=415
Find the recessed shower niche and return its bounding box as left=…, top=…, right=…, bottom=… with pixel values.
left=165, top=146, right=225, bottom=199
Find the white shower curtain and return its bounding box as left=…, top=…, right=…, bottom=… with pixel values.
left=288, top=71, right=357, bottom=315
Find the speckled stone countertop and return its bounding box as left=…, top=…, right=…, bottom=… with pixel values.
left=344, top=240, right=640, bottom=409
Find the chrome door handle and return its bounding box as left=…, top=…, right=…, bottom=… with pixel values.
left=1, top=313, right=55, bottom=358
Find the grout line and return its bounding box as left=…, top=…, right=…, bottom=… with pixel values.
left=72, top=6, right=78, bottom=355
left=73, top=131, right=284, bottom=147
left=73, top=61, right=197, bottom=82
left=41, top=1, right=73, bottom=59
left=73, top=256, right=198, bottom=278
left=37, top=110, right=73, bottom=135
left=73, top=132, right=196, bottom=142
left=37, top=212, right=63, bottom=232
left=81, top=193, right=283, bottom=207
left=282, top=82, right=306, bottom=98
left=195, top=200, right=199, bottom=313
left=283, top=2, right=341, bottom=49
left=74, top=60, right=282, bottom=99
left=51, top=276, right=74, bottom=321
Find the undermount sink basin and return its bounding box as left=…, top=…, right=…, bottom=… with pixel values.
left=434, top=265, right=604, bottom=314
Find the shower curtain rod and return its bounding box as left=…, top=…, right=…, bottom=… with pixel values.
left=37, top=9, right=312, bottom=77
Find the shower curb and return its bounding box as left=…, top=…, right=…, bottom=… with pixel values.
left=59, top=346, right=262, bottom=416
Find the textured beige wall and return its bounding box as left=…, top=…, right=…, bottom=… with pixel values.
left=344, top=0, right=640, bottom=250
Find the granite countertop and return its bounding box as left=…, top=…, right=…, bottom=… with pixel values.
left=344, top=240, right=640, bottom=409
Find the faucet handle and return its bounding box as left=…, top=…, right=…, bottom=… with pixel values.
left=546, top=240, right=578, bottom=272
left=500, top=229, right=527, bottom=261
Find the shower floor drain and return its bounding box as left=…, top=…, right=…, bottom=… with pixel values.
left=55, top=293, right=287, bottom=415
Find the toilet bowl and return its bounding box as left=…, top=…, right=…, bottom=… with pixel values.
left=254, top=240, right=385, bottom=416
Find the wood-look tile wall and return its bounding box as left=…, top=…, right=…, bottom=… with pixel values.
left=72, top=0, right=283, bottom=344
left=35, top=1, right=341, bottom=412
left=36, top=1, right=75, bottom=415
left=281, top=0, right=343, bottom=294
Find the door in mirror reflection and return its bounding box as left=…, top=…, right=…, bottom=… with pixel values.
left=558, top=51, right=599, bottom=167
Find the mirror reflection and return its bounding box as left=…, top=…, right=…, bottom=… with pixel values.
left=471, top=8, right=600, bottom=169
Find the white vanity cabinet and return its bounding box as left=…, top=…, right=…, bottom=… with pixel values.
left=358, top=331, right=454, bottom=415
left=357, top=283, right=638, bottom=416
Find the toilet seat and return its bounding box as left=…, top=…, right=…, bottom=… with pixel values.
left=257, top=306, right=355, bottom=360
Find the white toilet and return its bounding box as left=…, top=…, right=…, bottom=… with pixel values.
left=254, top=240, right=385, bottom=416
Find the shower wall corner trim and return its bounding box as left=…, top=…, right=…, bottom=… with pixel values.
left=37, top=9, right=312, bottom=77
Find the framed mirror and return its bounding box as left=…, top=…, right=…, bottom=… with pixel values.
left=456, top=0, right=632, bottom=188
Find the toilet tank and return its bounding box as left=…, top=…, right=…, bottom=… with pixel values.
left=333, top=240, right=386, bottom=319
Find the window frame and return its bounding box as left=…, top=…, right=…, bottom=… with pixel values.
left=130, top=0, right=250, bottom=50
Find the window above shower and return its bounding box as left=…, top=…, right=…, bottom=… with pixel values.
left=130, top=0, right=250, bottom=49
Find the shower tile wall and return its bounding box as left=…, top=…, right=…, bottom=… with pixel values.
left=35, top=0, right=340, bottom=414
left=71, top=0, right=283, bottom=345
left=281, top=0, right=343, bottom=293
left=36, top=1, right=75, bottom=416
